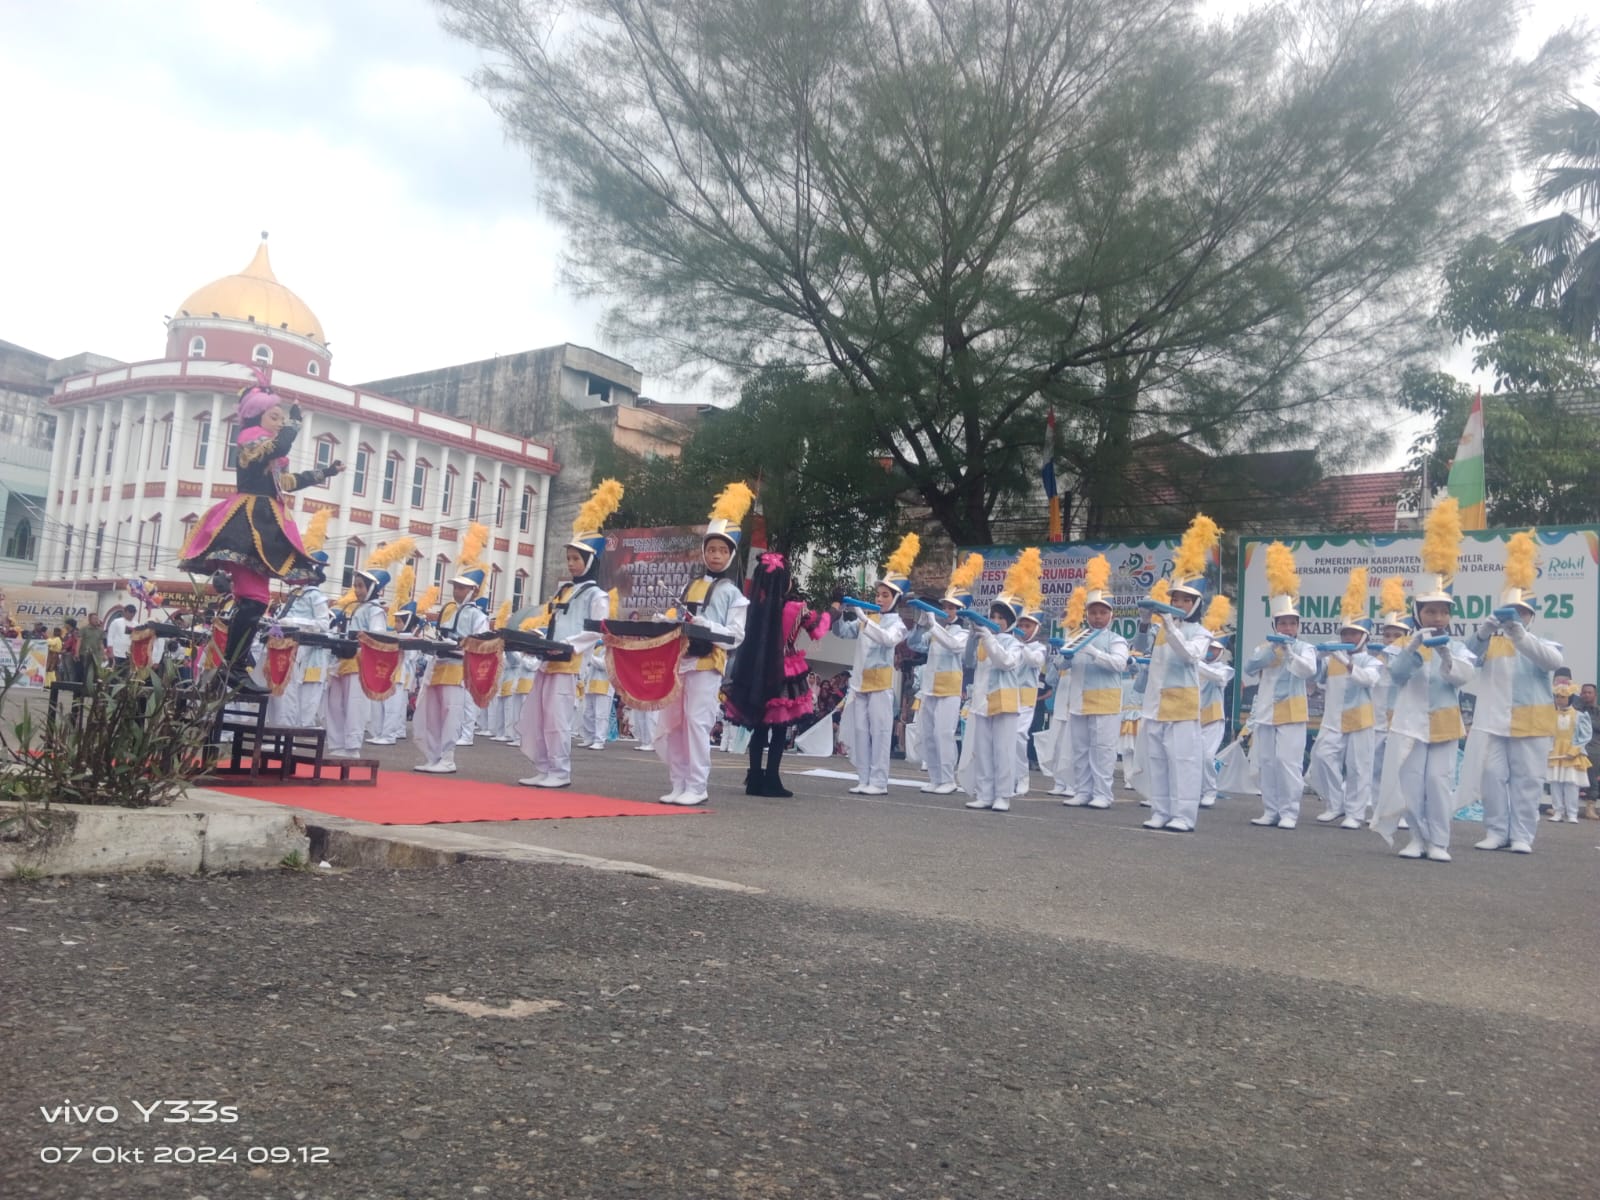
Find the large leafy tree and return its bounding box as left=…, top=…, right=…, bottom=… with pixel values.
left=438, top=0, right=1581, bottom=543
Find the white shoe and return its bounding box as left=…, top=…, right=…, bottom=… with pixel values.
left=674, top=791, right=709, bottom=806
left=1397, top=817, right=1410, bottom=830
left=1163, top=818, right=1193, bottom=833
left=1546, top=812, right=1562, bottom=822
left=1338, top=816, right=1362, bottom=830
left=1013, top=787, right=1028, bottom=798
left=413, top=763, right=435, bottom=773
left=1508, top=840, right=1532, bottom=854
left=991, top=798, right=1010, bottom=812
left=861, top=785, right=888, bottom=796
left=366, top=737, right=395, bottom=746
left=587, top=741, right=605, bottom=750
left=1249, top=814, right=1278, bottom=827
left=1199, top=797, right=1215, bottom=809
left=518, top=775, right=549, bottom=787
left=1315, top=810, right=1340, bottom=823
left=1474, top=835, right=1509, bottom=851
left=848, top=785, right=866, bottom=794
left=964, top=798, right=993, bottom=810
left=919, top=784, right=937, bottom=793
left=1048, top=784, right=1068, bottom=796
left=1425, top=845, right=1452, bottom=863
left=1398, top=837, right=1426, bottom=859
left=933, top=783, right=958, bottom=795
left=635, top=744, right=654, bottom=752
left=1138, top=799, right=1152, bottom=808
left=1087, top=797, right=1111, bottom=810
left=659, top=789, right=684, bottom=804
left=1141, top=817, right=1166, bottom=830
left=1062, top=796, right=1088, bottom=807
left=533, top=775, right=569, bottom=788
left=1567, top=815, right=1580, bottom=823
left=455, top=737, right=473, bottom=747
left=1277, top=816, right=1298, bottom=831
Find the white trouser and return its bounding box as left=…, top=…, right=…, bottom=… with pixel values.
left=1201, top=720, right=1224, bottom=804
left=1120, top=721, right=1141, bottom=788
left=1048, top=712, right=1074, bottom=791
left=1014, top=710, right=1033, bottom=792
left=1307, top=726, right=1345, bottom=813
left=1256, top=722, right=1306, bottom=820
left=972, top=712, right=1015, bottom=806
left=657, top=670, right=722, bottom=795
left=632, top=707, right=656, bottom=749
left=415, top=684, right=463, bottom=769
left=1550, top=780, right=1580, bottom=819
left=848, top=689, right=895, bottom=789
left=508, top=691, right=528, bottom=741
left=323, top=672, right=368, bottom=756
left=266, top=682, right=298, bottom=728
left=1479, top=734, right=1552, bottom=847
left=519, top=671, right=577, bottom=782
left=487, top=694, right=505, bottom=738
left=1395, top=736, right=1455, bottom=849
left=1071, top=711, right=1118, bottom=805
left=458, top=698, right=481, bottom=744
left=381, top=687, right=408, bottom=741
left=919, top=694, right=960, bottom=788
left=583, top=691, right=611, bottom=745
left=1372, top=729, right=1389, bottom=795
left=1145, top=719, right=1201, bottom=826
left=297, top=680, right=327, bottom=729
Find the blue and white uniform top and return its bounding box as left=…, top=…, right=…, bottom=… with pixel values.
left=1466, top=620, right=1564, bottom=739
left=1386, top=633, right=1476, bottom=744
left=1197, top=658, right=1234, bottom=727
left=1064, top=628, right=1130, bottom=718
left=279, top=585, right=332, bottom=634
left=968, top=627, right=1022, bottom=718
left=835, top=607, right=906, bottom=694
left=1138, top=617, right=1210, bottom=724
left=542, top=580, right=608, bottom=676
left=1243, top=637, right=1316, bottom=727
left=1316, top=647, right=1383, bottom=734
left=919, top=619, right=969, bottom=700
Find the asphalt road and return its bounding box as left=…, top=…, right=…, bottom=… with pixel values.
left=3, top=735, right=1597, bottom=1199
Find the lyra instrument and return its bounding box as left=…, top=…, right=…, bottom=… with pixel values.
left=1265, top=633, right=1295, bottom=645
left=841, top=596, right=883, bottom=613
left=584, top=619, right=735, bottom=645
left=499, top=629, right=574, bottom=662
left=1058, top=626, right=1104, bottom=657
left=1421, top=635, right=1451, bottom=648
left=139, top=621, right=208, bottom=647
left=1313, top=642, right=1359, bottom=654
left=906, top=598, right=944, bottom=617
left=957, top=608, right=1001, bottom=633
left=1490, top=606, right=1523, bottom=624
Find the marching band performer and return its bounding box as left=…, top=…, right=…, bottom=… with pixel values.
left=368, top=566, right=417, bottom=746
left=1370, top=577, right=1412, bottom=807
left=1197, top=596, right=1235, bottom=810
left=1308, top=570, right=1382, bottom=830
left=1042, top=593, right=1078, bottom=800
left=962, top=548, right=1039, bottom=812
left=1060, top=556, right=1131, bottom=809
left=656, top=483, right=754, bottom=805
left=515, top=481, right=620, bottom=788
left=833, top=532, right=919, bottom=796
left=266, top=550, right=332, bottom=728
left=1243, top=542, right=1316, bottom=831
left=1132, top=514, right=1220, bottom=833
left=1549, top=681, right=1592, bottom=823
left=917, top=554, right=980, bottom=795
left=177, top=369, right=344, bottom=690
left=327, top=565, right=391, bottom=758
left=1011, top=594, right=1049, bottom=797
left=579, top=642, right=614, bottom=750
left=1119, top=658, right=1145, bottom=791
left=1463, top=531, right=1565, bottom=854
left=1373, top=498, right=1476, bottom=862
left=413, top=567, right=491, bottom=774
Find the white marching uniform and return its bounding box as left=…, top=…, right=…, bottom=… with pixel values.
left=1548, top=707, right=1592, bottom=821
left=1242, top=636, right=1316, bottom=823
left=414, top=601, right=490, bottom=772
left=1306, top=646, right=1382, bottom=822
left=1012, top=636, right=1047, bottom=796
left=917, top=617, right=968, bottom=792
left=579, top=645, right=613, bottom=748
left=1063, top=626, right=1130, bottom=808
left=1133, top=617, right=1211, bottom=830
left=266, top=586, right=330, bottom=728
left=1373, top=635, right=1476, bottom=851
left=1043, top=655, right=1074, bottom=795
left=326, top=599, right=388, bottom=757
left=518, top=581, right=607, bottom=786
left=834, top=606, right=907, bottom=793
left=965, top=626, right=1023, bottom=810
left=655, top=575, right=748, bottom=801
left=1197, top=656, right=1234, bottom=808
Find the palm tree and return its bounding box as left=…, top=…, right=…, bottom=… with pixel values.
left=1502, top=82, right=1600, bottom=344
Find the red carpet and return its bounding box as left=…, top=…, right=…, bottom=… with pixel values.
left=214, top=776, right=706, bottom=824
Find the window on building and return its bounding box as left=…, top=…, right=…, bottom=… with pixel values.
left=188, top=335, right=206, bottom=358
left=352, top=445, right=371, bottom=496
left=62, top=527, right=73, bottom=572
left=512, top=569, right=528, bottom=612
left=224, top=420, right=240, bottom=471
left=519, top=486, right=533, bottom=533
left=104, top=422, right=117, bottom=472
left=195, top=414, right=211, bottom=469
left=159, top=420, right=172, bottom=470
left=433, top=555, right=449, bottom=592
left=147, top=515, right=161, bottom=571
left=4, top=517, right=33, bottom=561
left=383, top=453, right=401, bottom=503
left=93, top=523, right=105, bottom=572
left=442, top=467, right=457, bottom=516
left=489, top=564, right=502, bottom=608
left=314, top=436, right=335, bottom=479
left=411, top=460, right=430, bottom=509
left=342, top=539, right=364, bottom=589
left=306, top=361, right=320, bottom=376
left=496, top=480, right=510, bottom=526
left=469, top=475, right=484, bottom=521
left=73, top=427, right=85, bottom=477
left=252, top=344, right=273, bottom=365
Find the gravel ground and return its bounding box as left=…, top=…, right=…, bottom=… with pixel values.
left=3, top=861, right=1596, bottom=1200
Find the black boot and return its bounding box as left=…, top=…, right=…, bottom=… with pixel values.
left=762, top=735, right=792, bottom=797
left=223, top=598, right=268, bottom=693
left=745, top=726, right=767, bottom=795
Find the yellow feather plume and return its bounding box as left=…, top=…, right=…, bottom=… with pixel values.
left=1019, top=575, right=1044, bottom=617
left=1002, top=547, right=1042, bottom=603
left=950, top=552, right=984, bottom=592
left=708, top=480, right=756, bottom=525
left=574, top=478, right=624, bottom=534
left=389, top=565, right=416, bottom=616
left=302, top=508, right=331, bottom=553
left=1202, top=594, right=1233, bottom=634
left=458, top=522, right=490, bottom=570
left=886, top=531, right=921, bottom=578
left=1379, top=575, right=1407, bottom=616
left=1174, top=513, right=1222, bottom=581
left=1504, top=530, right=1537, bottom=591
left=416, top=584, right=441, bottom=617
left=519, top=611, right=550, bottom=632
left=1420, top=497, right=1462, bottom=579
left=1063, top=586, right=1087, bottom=631
left=334, top=588, right=356, bottom=613
left=1085, top=554, right=1111, bottom=593
left=493, top=599, right=511, bottom=628
left=608, top=587, right=620, bottom=619
left=1265, top=542, right=1299, bottom=599
left=1340, top=567, right=1369, bottom=622
left=1149, top=578, right=1172, bottom=607
left=366, top=536, right=415, bottom=571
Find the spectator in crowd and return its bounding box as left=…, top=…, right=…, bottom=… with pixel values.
left=77, top=612, right=105, bottom=676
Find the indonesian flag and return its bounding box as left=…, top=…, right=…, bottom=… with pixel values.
left=1446, top=391, right=1486, bottom=530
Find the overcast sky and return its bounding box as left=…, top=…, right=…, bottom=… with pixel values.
left=0, top=0, right=1592, bottom=429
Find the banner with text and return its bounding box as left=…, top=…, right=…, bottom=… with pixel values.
left=597, top=526, right=707, bottom=620
left=956, top=540, right=1189, bottom=637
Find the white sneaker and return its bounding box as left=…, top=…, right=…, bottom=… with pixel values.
left=848, top=785, right=867, bottom=794
left=1013, top=787, right=1029, bottom=798
left=674, top=791, right=709, bottom=806
left=1425, top=845, right=1452, bottom=863
left=861, top=785, right=888, bottom=796
left=456, top=737, right=473, bottom=747
left=518, top=775, right=549, bottom=787
left=964, top=798, right=993, bottom=810
left=1163, top=818, right=1193, bottom=833
left=1546, top=812, right=1563, bottom=822
left=658, top=789, right=683, bottom=804
left=1398, top=837, right=1426, bottom=859
left=1567, top=815, right=1580, bottom=823
left=1062, top=796, right=1088, bottom=807
left=366, top=737, right=396, bottom=746
left=587, top=741, right=605, bottom=750
left=1277, top=816, right=1298, bottom=831
left=1249, top=814, right=1278, bottom=827
left=1316, top=810, right=1340, bottom=823
left=635, top=744, right=654, bottom=752
left=533, top=775, right=568, bottom=788
left=1087, top=797, right=1111, bottom=809
left=1473, top=835, right=1509, bottom=851
left=1397, top=817, right=1410, bottom=830
left=1048, top=784, right=1068, bottom=796
left=1338, top=816, right=1362, bottom=830
left=1138, top=799, right=1152, bottom=808
left=991, top=798, right=1010, bottom=812
left=1508, top=840, right=1532, bottom=854
left=1199, top=797, right=1215, bottom=808
left=933, top=783, right=958, bottom=795
left=1141, top=817, right=1166, bottom=830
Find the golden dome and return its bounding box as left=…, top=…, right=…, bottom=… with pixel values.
left=176, top=237, right=325, bottom=344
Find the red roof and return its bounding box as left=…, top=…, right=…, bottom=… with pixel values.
left=1297, top=470, right=1408, bottom=532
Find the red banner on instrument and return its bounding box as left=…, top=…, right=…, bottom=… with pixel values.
left=603, top=625, right=684, bottom=711
left=356, top=631, right=403, bottom=702
left=265, top=636, right=298, bottom=696
left=201, top=616, right=228, bottom=672
left=462, top=635, right=505, bottom=709
left=129, top=627, right=155, bottom=671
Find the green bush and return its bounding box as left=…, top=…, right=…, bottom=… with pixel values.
left=2, top=651, right=229, bottom=809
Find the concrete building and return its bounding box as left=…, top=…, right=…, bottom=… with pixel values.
left=32, top=238, right=561, bottom=615
left=0, top=340, right=62, bottom=588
